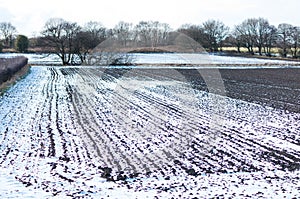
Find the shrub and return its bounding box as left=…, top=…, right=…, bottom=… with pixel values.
left=15, top=35, right=29, bottom=53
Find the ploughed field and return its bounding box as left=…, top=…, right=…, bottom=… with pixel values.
left=0, top=66, right=300, bottom=198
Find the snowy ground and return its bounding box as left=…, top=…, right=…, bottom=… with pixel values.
left=133, top=53, right=300, bottom=66
left=0, top=64, right=299, bottom=198
left=1, top=53, right=300, bottom=67
left=0, top=53, right=61, bottom=65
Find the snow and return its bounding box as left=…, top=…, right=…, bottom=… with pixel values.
left=133, top=53, right=300, bottom=66
left=1, top=52, right=300, bottom=68
left=0, top=53, right=61, bottom=65
left=0, top=54, right=299, bottom=198
left=0, top=168, right=52, bottom=198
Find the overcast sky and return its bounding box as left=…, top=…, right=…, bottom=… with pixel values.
left=0, top=0, right=299, bottom=37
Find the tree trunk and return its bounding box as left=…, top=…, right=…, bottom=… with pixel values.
left=237, top=45, right=241, bottom=53
left=283, top=48, right=287, bottom=57
left=247, top=46, right=251, bottom=53
left=258, top=46, right=262, bottom=56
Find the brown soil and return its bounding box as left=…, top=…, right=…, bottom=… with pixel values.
left=179, top=68, right=300, bottom=113
left=99, top=67, right=300, bottom=113
left=220, top=68, right=300, bottom=113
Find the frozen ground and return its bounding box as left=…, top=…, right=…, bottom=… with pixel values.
left=1, top=53, right=300, bottom=67
left=133, top=53, right=300, bottom=66
left=0, top=53, right=61, bottom=65
left=0, top=65, right=299, bottom=198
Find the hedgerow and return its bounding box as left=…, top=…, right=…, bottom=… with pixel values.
left=0, top=56, right=28, bottom=84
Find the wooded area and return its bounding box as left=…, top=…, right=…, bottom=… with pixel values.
left=1, top=18, right=300, bottom=65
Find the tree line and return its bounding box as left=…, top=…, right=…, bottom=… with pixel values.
left=0, top=22, right=29, bottom=53
left=179, top=18, right=300, bottom=58
left=1, top=18, right=300, bottom=65
left=37, top=19, right=172, bottom=65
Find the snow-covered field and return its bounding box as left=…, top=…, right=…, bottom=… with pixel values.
left=0, top=61, right=299, bottom=198
left=134, top=53, right=300, bottom=66
left=1, top=53, right=300, bottom=67
left=0, top=53, right=61, bottom=65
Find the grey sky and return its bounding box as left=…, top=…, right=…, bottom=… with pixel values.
left=0, top=0, right=299, bottom=37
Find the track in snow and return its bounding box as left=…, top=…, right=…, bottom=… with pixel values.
left=0, top=66, right=299, bottom=197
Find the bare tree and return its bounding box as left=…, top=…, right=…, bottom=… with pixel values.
left=229, top=28, right=247, bottom=53
left=252, top=18, right=273, bottom=56
left=202, top=20, right=229, bottom=52
left=83, top=21, right=106, bottom=47
left=134, top=21, right=151, bottom=46
left=134, top=21, right=171, bottom=48
left=41, top=18, right=81, bottom=65
left=73, top=31, right=94, bottom=64
left=113, top=21, right=134, bottom=47
left=177, top=24, right=209, bottom=48
left=0, top=22, right=17, bottom=47
left=73, top=21, right=106, bottom=64
left=264, top=25, right=277, bottom=56
left=234, top=18, right=272, bottom=55
left=150, top=21, right=171, bottom=47
left=234, top=22, right=255, bottom=54
left=160, top=23, right=171, bottom=44
left=289, top=26, right=300, bottom=58
left=277, top=23, right=293, bottom=57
